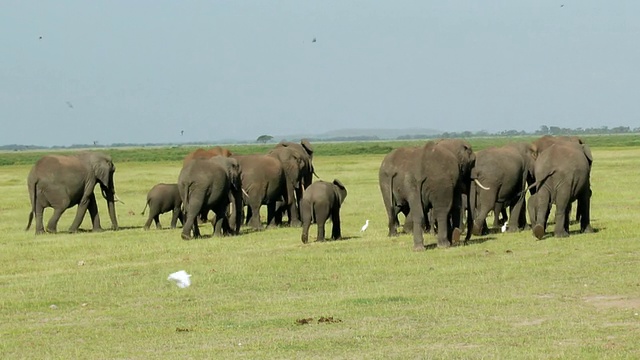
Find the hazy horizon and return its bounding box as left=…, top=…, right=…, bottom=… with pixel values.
left=2, top=1, right=639, bottom=147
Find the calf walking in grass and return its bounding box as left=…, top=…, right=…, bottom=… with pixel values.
left=300, top=179, right=347, bottom=243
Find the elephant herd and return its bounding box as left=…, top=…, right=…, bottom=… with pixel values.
left=379, top=135, right=593, bottom=250
left=25, top=141, right=347, bottom=244
left=25, top=135, right=593, bottom=250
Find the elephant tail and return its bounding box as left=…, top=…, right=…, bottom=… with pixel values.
left=25, top=180, right=37, bottom=231
left=389, top=173, right=397, bottom=208
left=140, top=202, right=148, bottom=216
left=516, top=170, right=555, bottom=199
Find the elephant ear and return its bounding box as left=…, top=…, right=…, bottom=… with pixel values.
left=332, top=179, right=345, bottom=190
left=582, top=144, right=593, bottom=166
left=300, top=139, right=314, bottom=157
left=333, top=179, right=347, bottom=204
left=91, top=154, right=114, bottom=187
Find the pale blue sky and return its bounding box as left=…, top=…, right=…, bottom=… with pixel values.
left=2, top=1, right=639, bottom=146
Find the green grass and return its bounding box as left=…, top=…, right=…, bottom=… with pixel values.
left=1, top=144, right=640, bottom=358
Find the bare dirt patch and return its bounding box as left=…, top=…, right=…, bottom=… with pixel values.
left=583, top=295, right=640, bottom=310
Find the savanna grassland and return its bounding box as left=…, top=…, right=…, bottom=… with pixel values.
left=1, top=137, right=639, bottom=359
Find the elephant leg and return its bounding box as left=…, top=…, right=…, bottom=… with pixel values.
left=473, top=189, right=497, bottom=236
left=408, top=194, right=427, bottom=251
left=144, top=211, right=154, bottom=230
left=154, top=214, right=162, bottom=229
left=331, top=209, right=342, bottom=240
left=402, top=207, right=414, bottom=234
left=553, top=192, right=570, bottom=238
left=300, top=202, right=312, bottom=244
left=533, top=190, right=551, bottom=240
left=289, top=189, right=302, bottom=227
left=434, top=207, right=452, bottom=248
left=492, top=203, right=503, bottom=228
left=316, top=214, right=327, bottom=242
left=212, top=211, right=225, bottom=236
left=47, top=207, right=67, bottom=234
left=86, top=193, right=103, bottom=232
left=170, top=207, right=180, bottom=228
left=579, top=189, right=593, bottom=233
left=68, top=196, right=91, bottom=233
left=386, top=203, right=400, bottom=237
left=507, top=197, right=525, bottom=233
left=35, top=204, right=46, bottom=235
left=247, top=199, right=263, bottom=230
left=266, top=202, right=277, bottom=228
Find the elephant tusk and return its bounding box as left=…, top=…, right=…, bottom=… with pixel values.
left=242, top=188, right=249, bottom=198
left=474, top=179, right=490, bottom=191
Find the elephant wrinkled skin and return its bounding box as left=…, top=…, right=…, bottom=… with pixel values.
left=26, top=152, right=119, bottom=234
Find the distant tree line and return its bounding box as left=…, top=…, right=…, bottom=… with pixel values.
left=2, top=125, right=638, bottom=151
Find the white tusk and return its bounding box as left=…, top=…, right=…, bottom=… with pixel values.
left=242, top=188, right=249, bottom=198
left=474, top=179, right=490, bottom=191
left=114, top=194, right=125, bottom=204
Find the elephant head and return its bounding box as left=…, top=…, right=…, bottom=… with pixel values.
left=83, top=152, right=118, bottom=230
left=435, top=138, right=475, bottom=187
left=332, top=179, right=348, bottom=205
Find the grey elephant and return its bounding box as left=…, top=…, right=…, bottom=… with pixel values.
left=379, top=139, right=478, bottom=246
left=25, top=152, right=119, bottom=234
left=232, top=154, right=288, bottom=229
left=532, top=135, right=593, bottom=222
left=300, top=179, right=347, bottom=243
left=178, top=156, right=243, bottom=240
left=141, top=183, right=184, bottom=230
left=267, top=139, right=315, bottom=226
left=470, top=142, right=537, bottom=235
left=379, top=140, right=475, bottom=250
left=529, top=141, right=593, bottom=239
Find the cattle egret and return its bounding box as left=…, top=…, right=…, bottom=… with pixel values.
left=501, top=222, right=508, bottom=233
left=168, top=270, right=191, bottom=288
left=360, top=219, right=369, bottom=232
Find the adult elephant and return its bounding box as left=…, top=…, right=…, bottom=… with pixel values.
left=267, top=139, right=315, bottom=226
left=379, top=139, right=478, bottom=241
left=470, top=142, right=537, bottom=235
left=26, top=152, right=119, bottom=234
left=531, top=135, right=593, bottom=223
left=529, top=141, right=593, bottom=239
left=178, top=156, right=243, bottom=240
left=232, top=154, right=288, bottom=230
left=183, top=146, right=233, bottom=166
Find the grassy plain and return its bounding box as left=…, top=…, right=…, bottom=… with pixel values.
left=1, top=139, right=639, bottom=359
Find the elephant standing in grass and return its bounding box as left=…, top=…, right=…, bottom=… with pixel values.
left=529, top=141, right=593, bottom=239
left=379, top=139, right=478, bottom=244
left=26, top=152, right=119, bottom=234
left=141, top=183, right=184, bottom=230
left=268, top=139, right=315, bottom=226
left=178, top=157, right=243, bottom=240
left=232, top=154, right=288, bottom=230
left=470, top=142, right=537, bottom=235
left=300, top=179, right=347, bottom=243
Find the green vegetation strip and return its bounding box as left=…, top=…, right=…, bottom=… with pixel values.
left=1, top=134, right=640, bottom=166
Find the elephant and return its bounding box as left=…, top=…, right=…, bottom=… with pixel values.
left=141, top=183, right=184, bottom=230
left=267, top=139, right=315, bottom=226
left=529, top=141, right=593, bottom=239
left=25, top=152, right=119, bottom=234
left=532, top=135, right=593, bottom=222
left=469, top=142, right=537, bottom=235
left=232, top=154, right=289, bottom=230
left=300, top=179, right=347, bottom=243
left=183, top=146, right=233, bottom=166
left=378, top=139, right=478, bottom=244
left=379, top=140, right=474, bottom=250
left=178, top=156, right=243, bottom=240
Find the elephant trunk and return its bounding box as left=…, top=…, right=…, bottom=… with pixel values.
left=100, top=182, right=119, bottom=230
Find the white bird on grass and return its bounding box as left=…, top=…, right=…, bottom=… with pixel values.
left=168, top=270, right=191, bottom=288
left=360, top=220, right=370, bottom=232
left=501, top=222, right=508, bottom=233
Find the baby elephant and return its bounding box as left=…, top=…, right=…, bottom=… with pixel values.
left=300, top=179, right=347, bottom=243
left=141, top=183, right=184, bottom=230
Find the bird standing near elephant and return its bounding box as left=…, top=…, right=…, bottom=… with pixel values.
left=300, top=179, right=347, bottom=243
left=25, top=152, right=119, bottom=234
